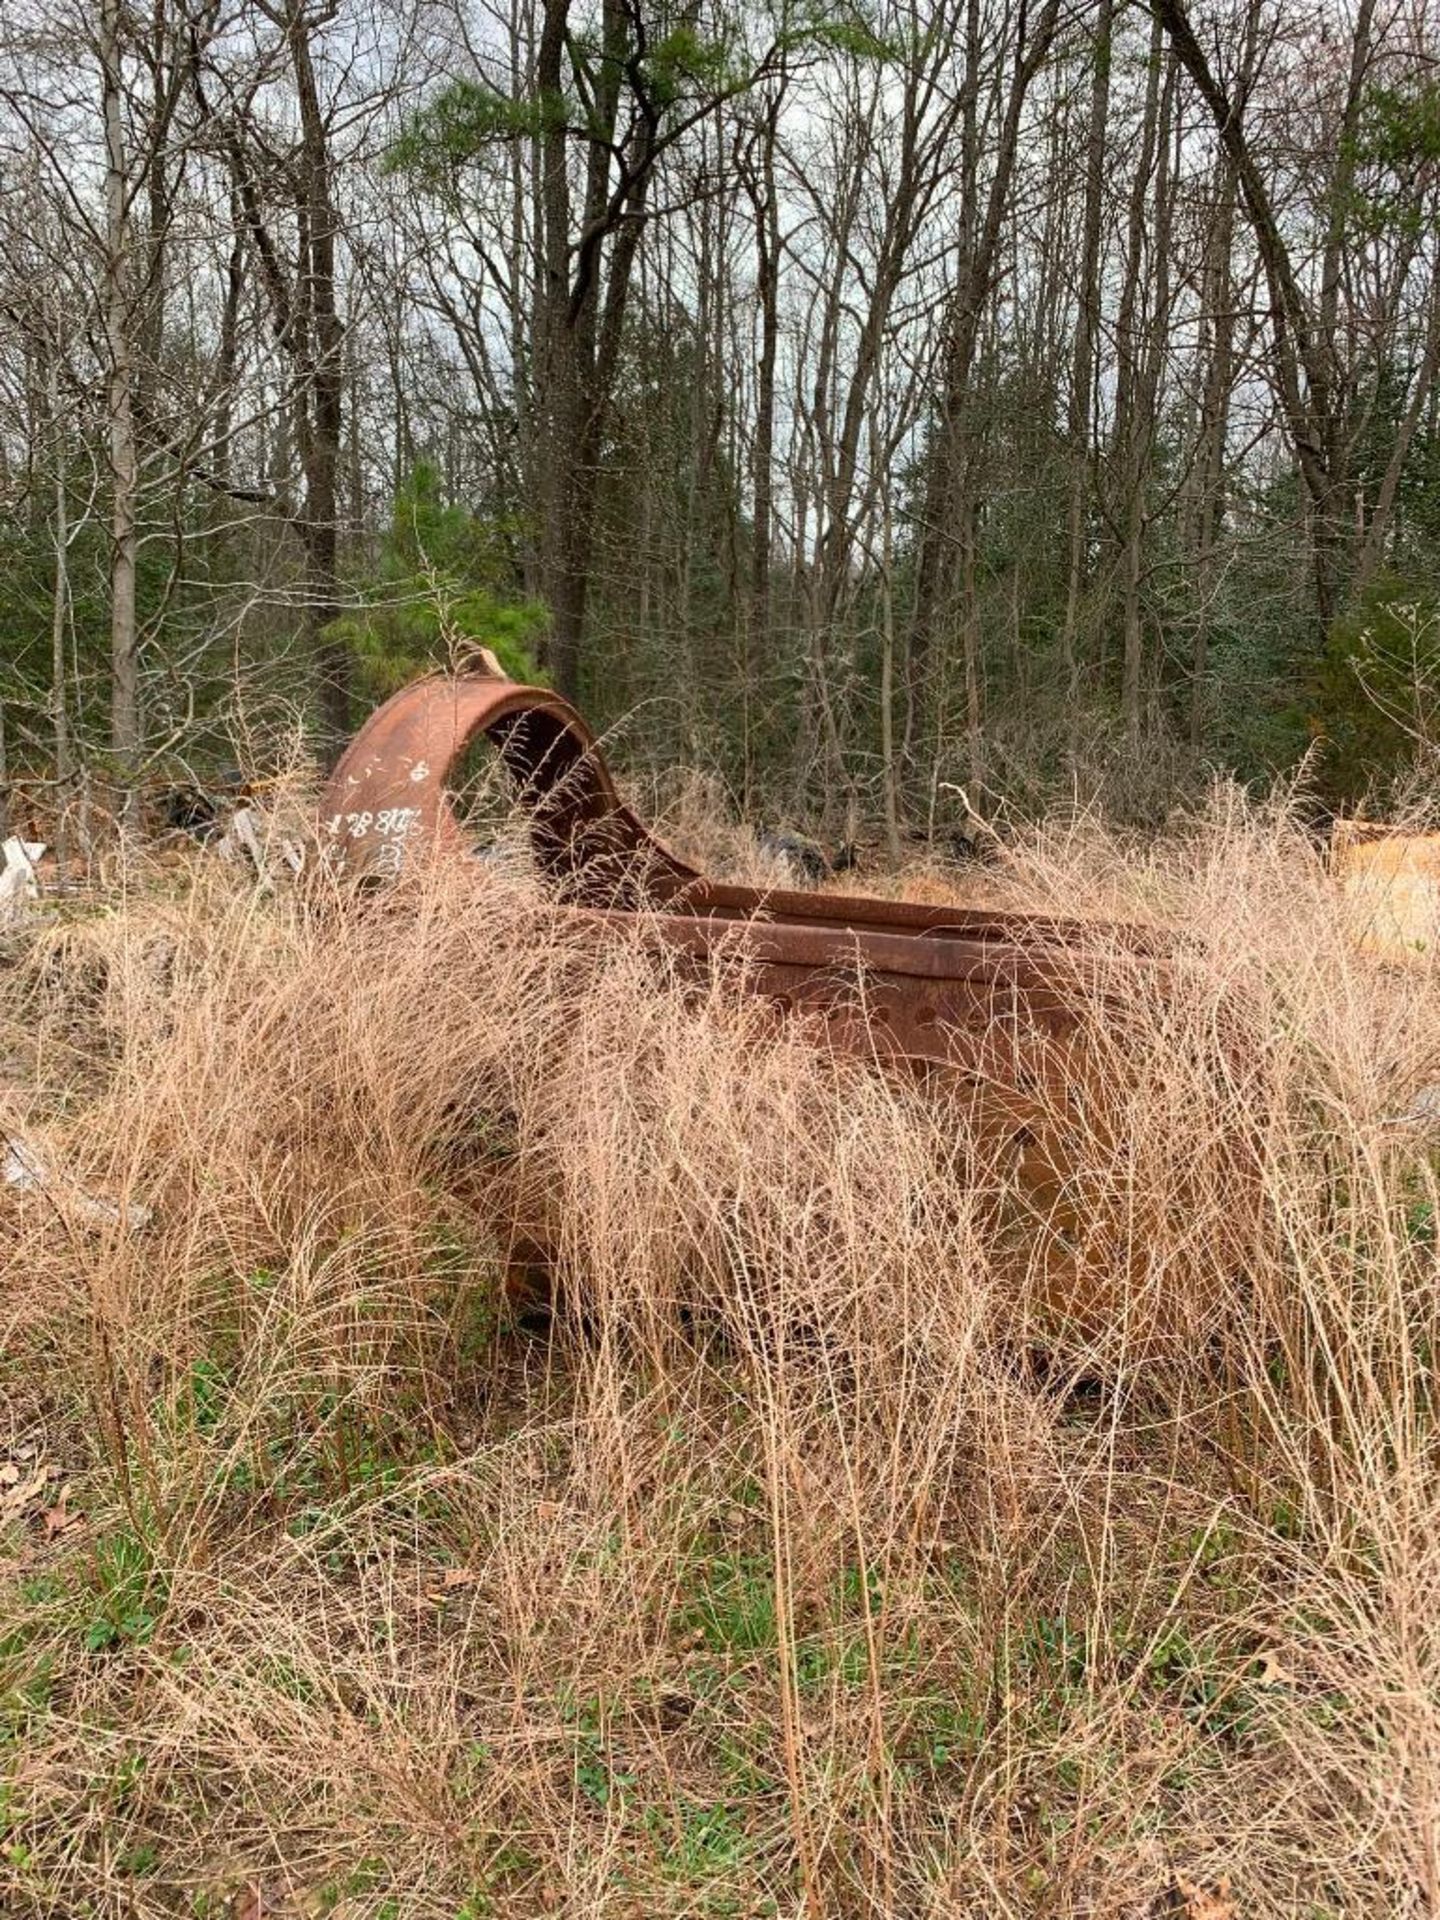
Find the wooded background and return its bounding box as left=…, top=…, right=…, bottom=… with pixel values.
left=1, top=0, right=1437, bottom=842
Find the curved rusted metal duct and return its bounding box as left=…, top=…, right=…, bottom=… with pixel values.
left=318, top=663, right=1221, bottom=1323
left=317, top=660, right=1151, bottom=1080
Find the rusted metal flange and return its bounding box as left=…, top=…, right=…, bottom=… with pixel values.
left=319, top=667, right=698, bottom=899
left=316, top=663, right=1141, bottom=1071
left=319, top=664, right=1187, bottom=1317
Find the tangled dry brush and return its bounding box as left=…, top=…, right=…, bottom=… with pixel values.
left=2, top=790, right=1440, bottom=1917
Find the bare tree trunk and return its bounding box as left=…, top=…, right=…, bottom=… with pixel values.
left=1061, top=0, right=1113, bottom=719
left=101, top=0, right=141, bottom=827
left=1153, top=0, right=1375, bottom=642
left=211, top=186, right=243, bottom=493
left=1115, top=19, right=1174, bottom=739
left=1355, top=250, right=1440, bottom=591
left=788, top=21, right=960, bottom=818
left=959, top=490, right=982, bottom=788
left=907, top=0, right=1062, bottom=769
left=47, top=335, right=73, bottom=869
left=508, top=0, right=539, bottom=595
left=137, top=0, right=180, bottom=419
left=1312, top=0, right=1377, bottom=613
left=743, top=82, right=783, bottom=668
left=878, top=472, right=901, bottom=862
left=534, top=0, right=576, bottom=690
left=1189, top=158, right=1240, bottom=749
left=286, top=0, right=349, bottom=753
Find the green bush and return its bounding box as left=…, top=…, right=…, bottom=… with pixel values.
left=326, top=462, right=547, bottom=701
left=1308, top=576, right=1440, bottom=806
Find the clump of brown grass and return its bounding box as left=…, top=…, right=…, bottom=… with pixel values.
left=3, top=782, right=1440, bottom=1917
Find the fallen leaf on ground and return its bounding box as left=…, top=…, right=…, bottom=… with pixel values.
left=427, top=1566, right=479, bottom=1601
left=1, top=1468, right=52, bottom=1520
left=43, top=1485, right=82, bottom=1538
left=1173, top=1871, right=1237, bottom=1919
left=1252, top=1648, right=1293, bottom=1687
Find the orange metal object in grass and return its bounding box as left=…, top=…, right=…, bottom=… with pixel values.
left=318, top=662, right=1144, bottom=1073
left=318, top=662, right=1211, bottom=1328
left=319, top=664, right=1164, bottom=1257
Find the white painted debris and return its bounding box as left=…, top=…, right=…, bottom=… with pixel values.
left=0, top=838, right=45, bottom=927
left=216, top=805, right=304, bottom=882
left=3, top=1131, right=151, bottom=1230
left=216, top=804, right=266, bottom=870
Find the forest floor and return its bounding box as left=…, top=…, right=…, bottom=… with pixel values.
left=2, top=789, right=1439, bottom=1918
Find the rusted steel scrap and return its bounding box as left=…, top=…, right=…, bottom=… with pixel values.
left=320, top=665, right=1137, bottom=1054
left=319, top=665, right=1181, bottom=1307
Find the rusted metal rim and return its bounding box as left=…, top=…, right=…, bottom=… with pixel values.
left=317, top=666, right=1159, bottom=1052
left=318, top=666, right=1149, bottom=943
left=318, top=669, right=699, bottom=896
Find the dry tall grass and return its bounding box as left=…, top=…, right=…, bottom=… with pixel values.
left=2, top=787, right=1439, bottom=1917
